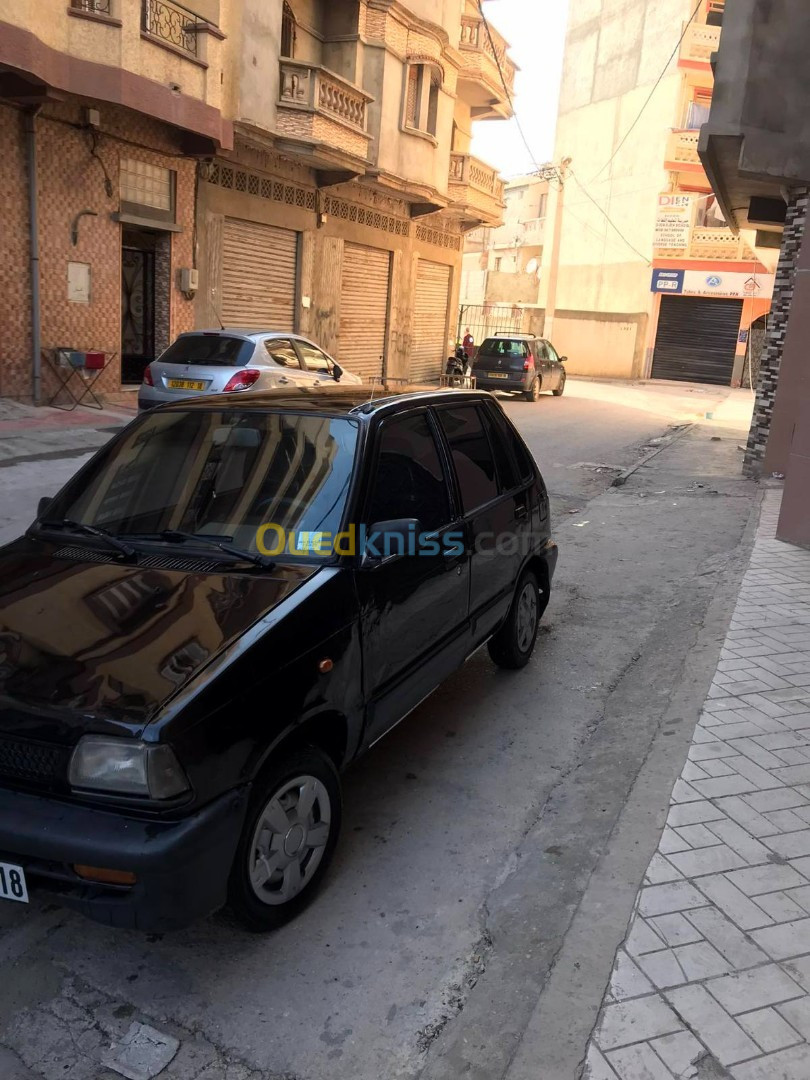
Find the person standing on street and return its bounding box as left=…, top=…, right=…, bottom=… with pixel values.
left=462, top=328, right=475, bottom=360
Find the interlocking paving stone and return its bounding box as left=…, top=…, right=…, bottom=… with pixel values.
left=737, top=1007, right=803, bottom=1053
left=588, top=495, right=810, bottom=1079
left=705, top=965, right=804, bottom=1015
left=664, top=985, right=760, bottom=1065
left=597, top=995, right=684, bottom=1051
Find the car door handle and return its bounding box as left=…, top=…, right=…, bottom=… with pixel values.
left=278, top=376, right=291, bottom=385
left=515, top=505, right=529, bottom=520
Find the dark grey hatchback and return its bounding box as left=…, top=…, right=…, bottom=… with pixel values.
left=474, top=335, right=567, bottom=400
left=0, top=387, right=557, bottom=931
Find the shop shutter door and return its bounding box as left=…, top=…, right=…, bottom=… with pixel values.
left=221, top=218, right=298, bottom=331
left=651, top=296, right=743, bottom=386
left=340, top=243, right=390, bottom=382
left=411, top=260, right=452, bottom=383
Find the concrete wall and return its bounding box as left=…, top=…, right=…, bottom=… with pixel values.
left=551, top=312, right=646, bottom=379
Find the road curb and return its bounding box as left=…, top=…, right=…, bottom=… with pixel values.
left=611, top=423, right=695, bottom=487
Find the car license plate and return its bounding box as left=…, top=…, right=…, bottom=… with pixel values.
left=168, top=379, right=206, bottom=391
left=488, top=372, right=509, bottom=379
left=0, top=861, right=28, bottom=904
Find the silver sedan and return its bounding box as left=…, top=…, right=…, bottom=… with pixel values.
left=137, top=329, right=362, bottom=410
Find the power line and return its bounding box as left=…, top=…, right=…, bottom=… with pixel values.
left=590, top=0, right=704, bottom=182
left=569, top=169, right=653, bottom=264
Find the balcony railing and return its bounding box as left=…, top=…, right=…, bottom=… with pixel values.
left=279, top=61, right=370, bottom=131
left=449, top=153, right=505, bottom=224
left=665, top=129, right=702, bottom=168
left=489, top=217, right=546, bottom=249
left=142, top=0, right=202, bottom=57
left=654, top=225, right=746, bottom=260
left=459, top=14, right=516, bottom=98
left=679, top=21, right=721, bottom=65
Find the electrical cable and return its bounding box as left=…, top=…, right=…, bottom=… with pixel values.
left=590, top=0, right=704, bottom=182
left=569, top=169, right=652, bottom=264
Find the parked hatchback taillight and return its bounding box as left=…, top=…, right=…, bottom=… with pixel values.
left=523, top=358, right=535, bottom=372
left=142, top=365, right=154, bottom=387
left=222, top=369, right=261, bottom=393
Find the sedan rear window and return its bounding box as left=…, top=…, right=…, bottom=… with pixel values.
left=158, top=335, right=254, bottom=368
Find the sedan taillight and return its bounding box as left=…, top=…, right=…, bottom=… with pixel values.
left=222, top=370, right=261, bottom=393
left=143, top=366, right=154, bottom=387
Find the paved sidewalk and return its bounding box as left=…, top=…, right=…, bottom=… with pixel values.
left=587, top=488, right=810, bottom=1080
left=0, top=398, right=135, bottom=465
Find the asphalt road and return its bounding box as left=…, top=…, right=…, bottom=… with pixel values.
left=0, top=381, right=760, bottom=1080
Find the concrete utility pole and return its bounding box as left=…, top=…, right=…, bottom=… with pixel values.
left=540, top=157, right=571, bottom=341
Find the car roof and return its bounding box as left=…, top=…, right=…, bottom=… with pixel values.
left=493, top=333, right=538, bottom=341
left=177, top=329, right=313, bottom=342
left=149, top=385, right=496, bottom=421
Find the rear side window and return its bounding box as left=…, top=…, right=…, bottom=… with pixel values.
left=478, top=338, right=530, bottom=359
left=437, top=406, right=498, bottom=513
left=487, top=404, right=536, bottom=482
left=158, top=335, right=253, bottom=367
left=480, top=404, right=520, bottom=492
left=366, top=412, right=451, bottom=533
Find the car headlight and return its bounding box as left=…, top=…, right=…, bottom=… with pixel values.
left=68, top=736, right=190, bottom=799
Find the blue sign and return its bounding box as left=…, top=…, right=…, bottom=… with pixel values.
left=706, top=275, right=723, bottom=288
left=651, top=269, right=685, bottom=294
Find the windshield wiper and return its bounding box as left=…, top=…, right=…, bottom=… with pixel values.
left=126, top=529, right=275, bottom=570
left=40, top=519, right=137, bottom=561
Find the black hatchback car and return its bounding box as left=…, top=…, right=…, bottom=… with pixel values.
left=473, top=335, right=567, bottom=400
left=0, top=388, right=557, bottom=931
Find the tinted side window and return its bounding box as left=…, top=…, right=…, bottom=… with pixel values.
left=545, top=342, right=559, bottom=363
left=437, top=406, right=498, bottom=513
left=536, top=342, right=549, bottom=361
left=366, top=413, right=451, bottom=532
left=481, top=404, right=520, bottom=492
left=488, top=405, right=536, bottom=482
left=298, top=343, right=333, bottom=374
left=265, top=339, right=301, bottom=368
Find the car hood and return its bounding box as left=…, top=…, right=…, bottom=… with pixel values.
left=0, top=542, right=318, bottom=733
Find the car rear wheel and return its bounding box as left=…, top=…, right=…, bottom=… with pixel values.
left=228, top=747, right=342, bottom=931
left=553, top=372, right=566, bottom=397
left=524, top=378, right=541, bottom=402
left=488, top=569, right=542, bottom=670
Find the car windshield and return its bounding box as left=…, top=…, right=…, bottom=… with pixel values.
left=43, top=409, right=360, bottom=560
left=158, top=335, right=253, bottom=367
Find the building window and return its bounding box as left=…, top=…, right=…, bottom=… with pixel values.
left=686, top=90, right=713, bottom=130
left=120, top=158, right=176, bottom=224
left=281, top=2, right=296, bottom=58
left=70, top=0, right=113, bottom=13
left=537, top=193, right=547, bottom=219
left=494, top=257, right=502, bottom=271
left=404, top=63, right=441, bottom=137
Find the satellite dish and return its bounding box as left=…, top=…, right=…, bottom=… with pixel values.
left=525, top=257, right=539, bottom=275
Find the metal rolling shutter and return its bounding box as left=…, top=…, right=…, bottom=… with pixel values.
left=340, top=243, right=390, bottom=381
left=221, top=218, right=297, bottom=331
left=411, top=260, right=452, bottom=383
left=651, top=296, right=743, bottom=386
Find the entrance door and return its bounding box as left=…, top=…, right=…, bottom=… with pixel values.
left=121, top=232, right=156, bottom=385
left=651, top=296, right=743, bottom=385
left=340, top=243, right=391, bottom=382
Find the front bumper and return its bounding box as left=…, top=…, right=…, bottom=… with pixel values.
left=0, top=785, right=250, bottom=931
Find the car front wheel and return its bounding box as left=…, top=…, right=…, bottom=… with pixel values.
left=488, top=569, right=542, bottom=669
left=228, top=747, right=342, bottom=931
left=553, top=371, right=566, bottom=397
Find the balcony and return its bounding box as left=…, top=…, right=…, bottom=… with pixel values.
left=489, top=216, right=546, bottom=249
left=448, top=153, right=505, bottom=227
left=458, top=14, right=516, bottom=120
left=276, top=61, right=373, bottom=169
left=679, top=21, right=721, bottom=68
left=664, top=129, right=711, bottom=187
left=654, top=224, right=748, bottom=261
left=141, top=0, right=216, bottom=61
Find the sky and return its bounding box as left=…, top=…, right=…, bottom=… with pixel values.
left=471, top=0, right=570, bottom=177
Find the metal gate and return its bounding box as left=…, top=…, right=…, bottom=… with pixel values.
left=411, top=260, right=452, bottom=383
left=456, top=303, right=523, bottom=352
left=340, top=243, right=391, bottom=382
left=222, top=218, right=298, bottom=331
left=651, top=296, right=743, bottom=385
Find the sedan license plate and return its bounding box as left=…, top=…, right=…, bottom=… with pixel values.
left=168, top=379, right=206, bottom=391
left=488, top=372, right=510, bottom=380
left=0, top=861, right=28, bottom=904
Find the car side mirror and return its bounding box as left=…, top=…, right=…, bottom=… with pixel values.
left=332, top=363, right=343, bottom=383
left=559, top=356, right=568, bottom=363
left=37, top=497, right=53, bottom=519
left=360, top=518, right=422, bottom=568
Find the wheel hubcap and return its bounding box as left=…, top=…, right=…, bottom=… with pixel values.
left=248, top=775, right=331, bottom=906
left=516, top=583, right=538, bottom=653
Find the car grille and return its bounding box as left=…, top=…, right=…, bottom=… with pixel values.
left=0, top=734, right=70, bottom=789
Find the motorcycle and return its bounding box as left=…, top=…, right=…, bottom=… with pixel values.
left=445, top=346, right=473, bottom=387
